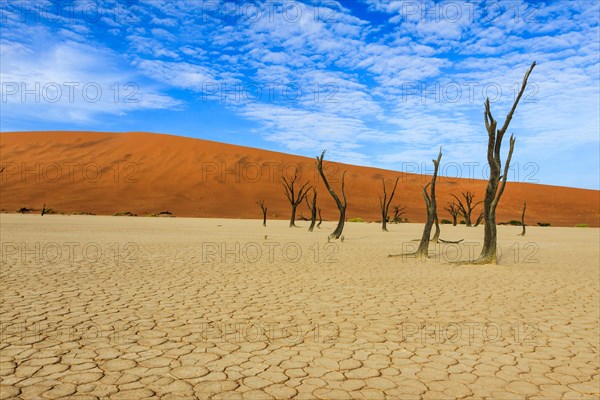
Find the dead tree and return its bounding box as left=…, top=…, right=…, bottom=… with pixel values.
left=41, top=203, right=47, bottom=216
left=451, top=191, right=482, bottom=227
left=257, top=200, right=267, bottom=227
left=316, top=150, right=347, bottom=239
left=317, top=208, right=323, bottom=228
left=414, top=148, right=442, bottom=258
left=305, top=188, right=318, bottom=232
left=379, top=177, right=399, bottom=231
left=520, top=201, right=526, bottom=236
left=282, top=172, right=311, bottom=227
left=477, top=61, right=536, bottom=264
left=474, top=210, right=484, bottom=227
left=392, top=205, right=406, bottom=223
left=444, top=202, right=460, bottom=226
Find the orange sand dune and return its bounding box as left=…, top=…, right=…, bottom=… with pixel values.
left=1, top=131, right=598, bottom=227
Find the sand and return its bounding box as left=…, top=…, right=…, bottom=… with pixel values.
left=1, top=131, right=599, bottom=227
left=0, top=214, right=598, bottom=399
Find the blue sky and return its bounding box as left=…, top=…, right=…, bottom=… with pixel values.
left=1, top=0, right=599, bottom=189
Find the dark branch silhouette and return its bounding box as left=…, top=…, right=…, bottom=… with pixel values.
left=257, top=200, right=267, bottom=227
left=316, top=150, right=347, bottom=239
left=282, top=172, right=311, bottom=227
left=305, top=188, right=318, bottom=232
left=379, top=177, right=400, bottom=231
left=444, top=202, right=460, bottom=226
left=476, top=61, right=536, bottom=264
left=451, top=191, right=483, bottom=227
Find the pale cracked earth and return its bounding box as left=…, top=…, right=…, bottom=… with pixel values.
left=0, top=215, right=599, bottom=400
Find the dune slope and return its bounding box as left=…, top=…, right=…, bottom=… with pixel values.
left=0, top=131, right=598, bottom=226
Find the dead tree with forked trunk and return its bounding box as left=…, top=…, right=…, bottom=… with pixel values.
left=393, top=205, right=406, bottom=223
left=316, top=150, right=347, bottom=239
left=305, top=188, right=318, bottom=232
left=257, top=200, right=267, bottom=227
left=282, top=172, right=311, bottom=227
left=390, top=148, right=442, bottom=259
left=379, top=177, right=399, bottom=231
left=520, top=201, right=526, bottom=236
left=475, top=61, right=536, bottom=264
left=451, top=191, right=482, bottom=227
left=444, top=202, right=460, bottom=226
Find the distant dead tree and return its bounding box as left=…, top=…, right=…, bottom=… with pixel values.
left=316, top=150, right=347, bottom=239
left=451, top=191, right=482, bottom=227
left=477, top=61, right=536, bottom=264
left=282, top=172, right=311, bottom=227
left=444, top=202, right=460, bottom=226
left=379, top=177, right=399, bottom=231
left=413, top=148, right=442, bottom=258
left=305, top=188, right=318, bottom=232
left=474, top=210, right=484, bottom=227
left=520, top=201, right=527, bottom=236
left=257, top=200, right=267, bottom=227
left=392, top=205, right=406, bottom=223
left=41, top=203, right=47, bottom=216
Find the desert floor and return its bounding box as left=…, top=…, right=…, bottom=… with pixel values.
left=0, top=214, right=599, bottom=400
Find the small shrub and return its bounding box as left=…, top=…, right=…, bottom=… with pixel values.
left=441, top=219, right=452, bottom=225
left=537, top=222, right=551, bottom=227
left=575, top=223, right=588, bottom=228
left=459, top=220, right=466, bottom=225
left=508, top=220, right=522, bottom=226
left=114, top=211, right=137, bottom=217
left=348, top=217, right=364, bottom=222
left=17, top=207, right=32, bottom=214
left=73, top=211, right=95, bottom=216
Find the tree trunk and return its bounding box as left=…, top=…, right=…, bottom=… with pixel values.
left=477, top=62, right=535, bottom=264
left=474, top=211, right=484, bottom=227
left=379, top=177, right=399, bottom=232
left=307, top=189, right=317, bottom=232
left=331, top=207, right=346, bottom=239
left=415, top=149, right=442, bottom=259
left=432, top=214, right=440, bottom=242
left=316, top=150, right=348, bottom=240
left=309, top=214, right=316, bottom=231
left=520, top=201, right=526, bottom=236
left=317, top=209, right=322, bottom=228
left=282, top=172, right=311, bottom=229
left=452, top=214, right=457, bottom=226
left=257, top=200, right=267, bottom=227
left=289, top=205, right=297, bottom=227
